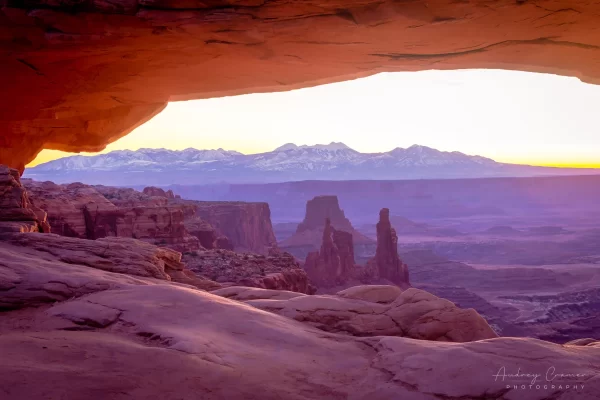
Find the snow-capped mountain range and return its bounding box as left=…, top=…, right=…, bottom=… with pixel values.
left=25, top=143, right=598, bottom=185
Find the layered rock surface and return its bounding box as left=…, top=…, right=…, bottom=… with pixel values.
left=0, top=232, right=220, bottom=310
left=24, top=179, right=203, bottom=252
left=182, top=200, right=277, bottom=254
left=219, top=285, right=498, bottom=342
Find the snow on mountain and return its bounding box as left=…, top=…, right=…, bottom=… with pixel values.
left=252, top=142, right=362, bottom=171
left=32, top=148, right=242, bottom=171
left=25, top=143, right=595, bottom=185
left=360, top=145, right=498, bottom=168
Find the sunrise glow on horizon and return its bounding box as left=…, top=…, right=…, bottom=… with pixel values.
left=28, top=70, right=600, bottom=169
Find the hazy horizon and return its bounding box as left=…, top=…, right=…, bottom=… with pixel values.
left=29, top=69, right=600, bottom=169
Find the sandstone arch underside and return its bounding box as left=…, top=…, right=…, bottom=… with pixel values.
left=2, top=0, right=600, bottom=171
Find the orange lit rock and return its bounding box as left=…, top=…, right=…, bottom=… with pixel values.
left=3, top=1, right=600, bottom=170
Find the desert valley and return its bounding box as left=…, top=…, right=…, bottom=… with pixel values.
left=3, top=0, right=600, bottom=397
left=2, top=141, right=600, bottom=398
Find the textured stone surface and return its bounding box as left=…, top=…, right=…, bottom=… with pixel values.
left=23, top=179, right=116, bottom=237
left=183, top=248, right=314, bottom=294
left=0, top=232, right=219, bottom=303
left=4, top=1, right=600, bottom=171
left=336, top=284, right=403, bottom=304
left=0, top=234, right=180, bottom=309
left=0, top=166, right=49, bottom=233
left=24, top=179, right=202, bottom=252
left=244, top=286, right=498, bottom=342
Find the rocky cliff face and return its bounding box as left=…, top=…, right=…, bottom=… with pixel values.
left=304, top=218, right=356, bottom=288
left=0, top=166, right=49, bottom=233
left=23, top=179, right=277, bottom=256
left=366, top=208, right=410, bottom=288
left=83, top=205, right=201, bottom=253
left=23, top=180, right=116, bottom=237
left=186, top=201, right=277, bottom=254
left=24, top=180, right=206, bottom=252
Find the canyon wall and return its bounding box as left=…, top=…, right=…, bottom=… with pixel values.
left=187, top=201, right=277, bottom=254
left=23, top=180, right=206, bottom=252
left=22, top=180, right=278, bottom=255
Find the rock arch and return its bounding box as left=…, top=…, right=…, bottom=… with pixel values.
left=2, top=0, right=600, bottom=171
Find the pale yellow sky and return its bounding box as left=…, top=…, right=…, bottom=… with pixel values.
left=29, top=69, right=600, bottom=168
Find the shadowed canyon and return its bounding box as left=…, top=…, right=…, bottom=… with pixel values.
left=2, top=0, right=600, bottom=399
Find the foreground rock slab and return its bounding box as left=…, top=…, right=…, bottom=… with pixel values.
left=0, top=232, right=219, bottom=310
left=242, top=285, right=498, bottom=342
left=0, top=283, right=598, bottom=400
left=0, top=233, right=598, bottom=399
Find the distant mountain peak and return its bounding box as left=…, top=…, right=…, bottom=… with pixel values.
left=274, top=143, right=300, bottom=151
left=274, top=142, right=354, bottom=152
left=25, top=143, right=598, bottom=185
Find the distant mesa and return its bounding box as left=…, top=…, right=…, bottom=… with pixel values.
left=280, top=195, right=373, bottom=251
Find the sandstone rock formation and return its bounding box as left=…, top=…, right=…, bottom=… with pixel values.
left=0, top=166, right=49, bottom=233
left=24, top=179, right=203, bottom=252
left=84, top=204, right=202, bottom=252
left=0, top=232, right=220, bottom=309
left=365, top=208, right=410, bottom=288
left=183, top=248, right=314, bottom=294
left=304, top=218, right=356, bottom=288
left=23, top=179, right=116, bottom=237
left=238, top=285, right=498, bottom=342
left=4, top=1, right=600, bottom=172
left=94, top=185, right=169, bottom=207
left=142, top=186, right=177, bottom=199
left=281, top=195, right=373, bottom=256
left=184, top=200, right=277, bottom=254
left=1, top=232, right=599, bottom=399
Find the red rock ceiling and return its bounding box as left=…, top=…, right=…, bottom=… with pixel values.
left=2, top=0, right=600, bottom=172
